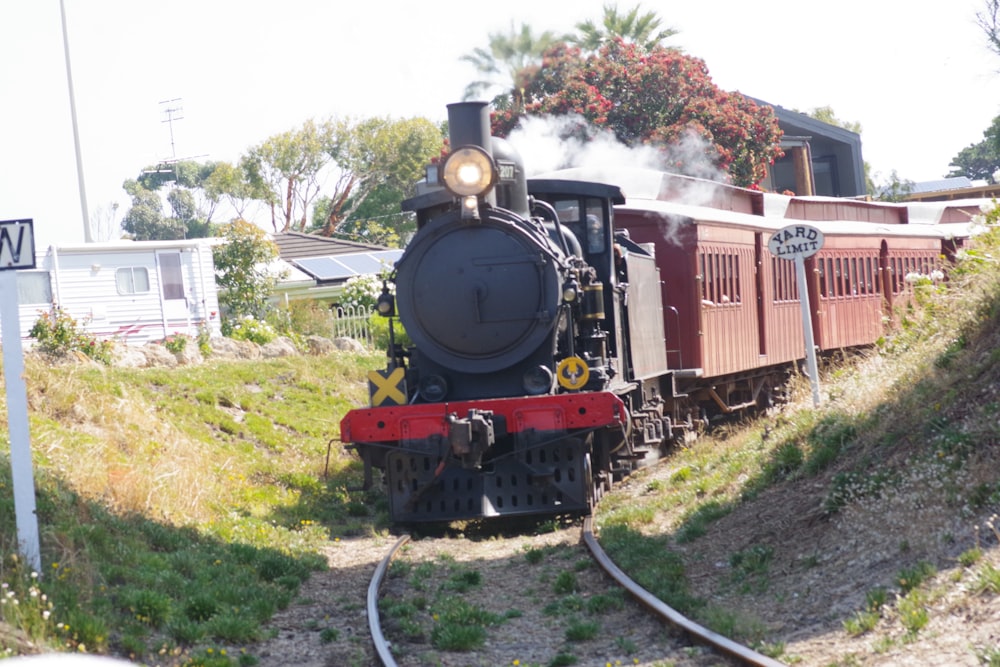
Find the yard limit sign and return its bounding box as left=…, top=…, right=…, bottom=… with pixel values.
left=767, top=224, right=823, bottom=407
left=0, top=219, right=41, bottom=573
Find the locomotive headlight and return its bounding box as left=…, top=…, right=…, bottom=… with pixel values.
left=442, top=146, right=496, bottom=197
left=461, top=195, right=479, bottom=219
left=376, top=282, right=395, bottom=317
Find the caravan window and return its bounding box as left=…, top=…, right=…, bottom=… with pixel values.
left=116, top=267, right=150, bottom=295
left=17, top=271, right=52, bottom=304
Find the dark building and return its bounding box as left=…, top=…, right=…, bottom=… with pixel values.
left=753, top=100, right=867, bottom=198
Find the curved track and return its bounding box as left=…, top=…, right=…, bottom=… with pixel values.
left=367, top=521, right=786, bottom=667
left=581, top=516, right=786, bottom=667
left=368, top=533, right=409, bottom=667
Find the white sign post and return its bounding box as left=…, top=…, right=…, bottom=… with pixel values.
left=0, top=218, right=41, bottom=573
left=767, top=224, right=824, bottom=407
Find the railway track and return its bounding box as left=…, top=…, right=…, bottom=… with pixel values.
left=367, top=520, right=786, bottom=667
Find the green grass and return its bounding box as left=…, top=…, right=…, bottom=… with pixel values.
left=0, top=351, right=383, bottom=663
left=591, top=210, right=1000, bottom=657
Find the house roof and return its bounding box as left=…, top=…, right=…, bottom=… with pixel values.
left=271, top=231, right=386, bottom=260
left=269, top=232, right=403, bottom=293
left=910, top=177, right=974, bottom=194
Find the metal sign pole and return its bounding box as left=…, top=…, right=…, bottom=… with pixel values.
left=0, top=270, right=42, bottom=573
left=0, top=219, right=41, bottom=573
left=767, top=223, right=824, bottom=408
left=794, top=255, right=821, bottom=407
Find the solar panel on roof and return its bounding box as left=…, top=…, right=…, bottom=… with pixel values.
left=293, top=249, right=403, bottom=281
left=294, top=257, right=348, bottom=280
left=336, top=254, right=384, bottom=275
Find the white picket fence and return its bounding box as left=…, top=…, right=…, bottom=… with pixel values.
left=332, top=304, right=375, bottom=348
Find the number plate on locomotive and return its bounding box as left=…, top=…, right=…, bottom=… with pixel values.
left=497, top=161, right=516, bottom=181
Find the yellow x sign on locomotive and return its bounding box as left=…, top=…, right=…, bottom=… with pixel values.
left=369, top=367, right=407, bottom=406
left=556, top=356, right=590, bottom=391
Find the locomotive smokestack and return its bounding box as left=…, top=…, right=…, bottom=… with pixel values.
left=447, top=101, right=492, bottom=153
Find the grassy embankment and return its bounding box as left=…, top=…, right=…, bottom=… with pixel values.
left=0, top=348, right=386, bottom=665
left=597, top=206, right=1000, bottom=661
left=4, top=206, right=1000, bottom=665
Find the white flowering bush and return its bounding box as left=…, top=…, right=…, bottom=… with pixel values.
left=340, top=274, right=388, bottom=311
left=228, top=315, right=277, bottom=345
left=336, top=273, right=411, bottom=350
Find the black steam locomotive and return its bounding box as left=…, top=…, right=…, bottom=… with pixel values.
left=340, top=102, right=675, bottom=522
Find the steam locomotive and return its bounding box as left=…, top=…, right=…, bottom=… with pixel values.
left=339, top=101, right=973, bottom=523
left=339, top=101, right=670, bottom=522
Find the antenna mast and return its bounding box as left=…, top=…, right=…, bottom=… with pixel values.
left=159, top=98, right=184, bottom=160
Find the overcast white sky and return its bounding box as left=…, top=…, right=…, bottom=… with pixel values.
left=2, top=0, right=999, bottom=248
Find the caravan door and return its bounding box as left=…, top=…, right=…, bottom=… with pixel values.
left=156, top=251, right=191, bottom=337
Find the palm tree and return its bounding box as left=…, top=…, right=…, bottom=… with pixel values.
left=572, top=3, right=678, bottom=53
left=460, top=22, right=566, bottom=112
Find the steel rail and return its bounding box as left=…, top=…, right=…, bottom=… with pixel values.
left=368, top=533, right=411, bottom=667
left=582, top=515, right=786, bottom=667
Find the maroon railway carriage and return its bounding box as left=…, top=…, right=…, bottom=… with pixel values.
left=594, top=170, right=966, bottom=422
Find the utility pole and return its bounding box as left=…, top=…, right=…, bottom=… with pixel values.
left=60, top=0, right=93, bottom=243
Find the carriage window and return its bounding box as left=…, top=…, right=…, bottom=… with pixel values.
left=701, top=251, right=740, bottom=305
left=116, top=267, right=150, bottom=295
left=772, top=257, right=798, bottom=302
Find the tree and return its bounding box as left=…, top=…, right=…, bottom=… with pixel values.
left=460, top=22, right=567, bottom=112
left=240, top=116, right=443, bottom=238
left=316, top=116, right=444, bottom=237
left=871, top=170, right=915, bottom=202
left=121, top=160, right=225, bottom=240
left=212, top=219, right=280, bottom=329
left=241, top=119, right=331, bottom=233
left=571, top=3, right=678, bottom=53
left=978, top=0, right=1000, bottom=61
left=88, top=202, right=121, bottom=242
left=948, top=114, right=1000, bottom=183
left=312, top=182, right=409, bottom=247
left=494, top=40, right=783, bottom=187
left=120, top=179, right=186, bottom=240
left=202, top=161, right=266, bottom=220
left=805, top=106, right=863, bottom=135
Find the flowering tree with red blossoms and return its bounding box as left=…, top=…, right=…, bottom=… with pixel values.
left=492, top=40, right=784, bottom=188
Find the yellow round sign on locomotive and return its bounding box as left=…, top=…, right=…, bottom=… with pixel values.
left=556, top=356, right=590, bottom=390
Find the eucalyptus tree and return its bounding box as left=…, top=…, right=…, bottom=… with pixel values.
left=120, top=159, right=224, bottom=240
left=460, top=22, right=567, bottom=112
left=314, top=115, right=444, bottom=238
left=240, top=118, right=331, bottom=233
left=571, top=3, right=678, bottom=52
left=120, top=179, right=187, bottom=240
left=203, top=161, right=266, bottom=220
